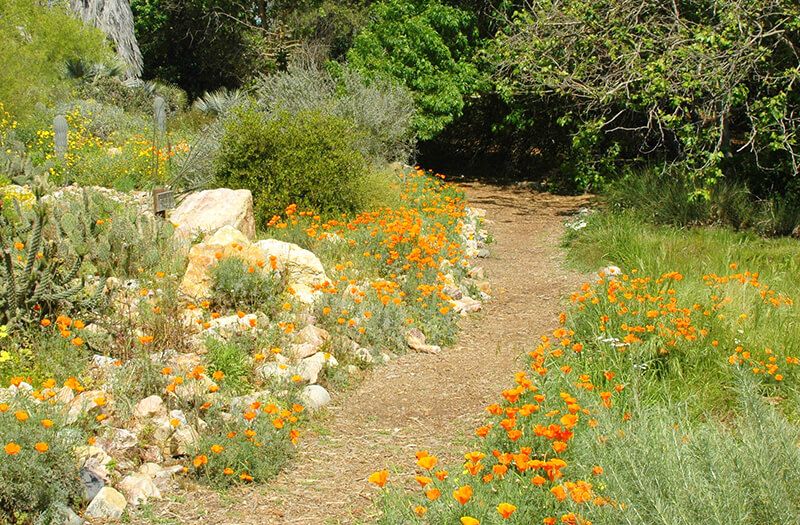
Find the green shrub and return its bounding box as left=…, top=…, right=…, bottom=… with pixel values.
left=209, top=256, right=286, bottom=314
left=0, top=396, right=85, bottom=524
left=0, top=0, right=111, bottom=119
left=215, top=105, right=370, bottom=222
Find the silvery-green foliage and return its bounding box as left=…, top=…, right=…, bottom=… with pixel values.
left=192, top=88, right=248, bottom=117
left=254, top=66, right=416, bottom=163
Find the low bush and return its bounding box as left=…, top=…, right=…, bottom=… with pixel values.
left=209, top=256, right=285, bottom=314
left=215, top=105, right=371, bottom=224
left=0, top=394, right=86, bottom=524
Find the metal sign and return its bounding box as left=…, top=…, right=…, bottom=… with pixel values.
left=153, top=188, right=175, bottom=217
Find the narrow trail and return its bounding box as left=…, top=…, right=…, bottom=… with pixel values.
left=144, top=184, right=592, bottom=525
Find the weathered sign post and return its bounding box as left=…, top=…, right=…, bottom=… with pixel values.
left=152, top=188, right=175, bottom=218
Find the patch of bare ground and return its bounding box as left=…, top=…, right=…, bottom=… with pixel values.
left=134, top=185, right=592, bottom=525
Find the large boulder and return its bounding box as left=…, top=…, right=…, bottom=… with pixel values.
left=252, top=239, right=329, bottom=303
left=179, top=226, right=263, bottom=299
left=179, top=226, right=330, bottom=303
left=170, top=188, right=255, bottom=241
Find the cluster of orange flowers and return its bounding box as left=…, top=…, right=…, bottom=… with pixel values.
left=370, top=264, right=796, bottom=523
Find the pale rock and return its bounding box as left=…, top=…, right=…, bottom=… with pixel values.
left=85, top=486, right=127, bottom=520
left=380, top=352, right=392, bottom=363
left=468, top=266, right=485, bottom=279
left=134, top=395, right=166, bottom=420
left=68, top=390, right=109, bottom=422
left=117, top=473, right=161, bottom=506
left=179, top=308, right=204, bottom=334
left=477, top=248, right=490, bottom=258
left=252, top=238, right=329, bottom=304
left=256, top=362, right=292, bottom=382
left=51, top=503, right=82, bottom=525
left=56, top=385, right=75, bottom=405
left=139, top=446, right=163, bottom=464
left=405, top=328, right=441, bottom=354
left=296, top=324, right=329, bottom=349
left=170, top=188, right=255, bottom=241
left=102, top=428, right=138, bottom=459
left=300, top=384, right=331, bottom=410
left=600, top=265, right=622, bottom=277
left=467, top=206, right=487, bottom=219
left=346, top=364, right=359, bottom=375
left=171, top=353, right=204, bottom=374
left=230, top=390, right=270, bottom=413
left=305, top=351, right=338, bottom=369
left=453, top=296, right=482, bottom=315
left=290, top=342, right=318, bottom=359
left=152, top=410, right=204, bottom=456
left=75, top=446, right=113, bottom=481
left=355, top=347, right=374, bottom=363
left=297, top=355, right=324, bottom=383
left=144, top=464, right=184, bottom=491
left=92, top=354, right=117, bottom=370
left=179, top=226, right=257, bottom=299
left=443, top=284, right=463, bottom=300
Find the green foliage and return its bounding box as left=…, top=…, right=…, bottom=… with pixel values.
left=209, top=257, right=286, bottom=315
left=205, top=338, right=255, bottom=396
left=492, top=0, right=800, bottom=192
left=347, top=0, right=482, bottom=140
left=215, top=105, right=371, bottom=222
left=0, top=0, right=111, bottom=118
left=190, top=399, right=302, bottom=488
left=0, top=397, right=85, bottom=524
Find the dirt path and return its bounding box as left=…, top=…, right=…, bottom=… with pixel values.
left=142, top=184, right=591, bottom=525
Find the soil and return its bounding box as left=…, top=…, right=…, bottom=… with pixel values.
left=136, top=184, right=593, bottom=525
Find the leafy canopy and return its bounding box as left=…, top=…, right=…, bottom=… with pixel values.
left=347, top=0, right=482, bottom=140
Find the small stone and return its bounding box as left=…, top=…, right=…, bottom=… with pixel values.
left=84, top=486, right=127, bottom=520
left=80, top=467, right=105, bottom=503
left=355, top=347, right=373, bottom=363
left=92, top=354, right=117, bottom=369
left=453, top=296, right=482, bottom=315
left=139, top=445, right=163, bottom=464
left=117, top=473, right=161, bottom=506
left=101, top=428, right=138, bottom=459
left=134, top=395, right=166, bottom=419
left=347, top=365, right=359, bottom=375
left=51, top=503, right=83, bottom=525
left=600, top=265, right=622, bottom=276
left=290, top=342, right=318, bottom=360
left=405, top=329, right=441, bottom=354
left=295, top=324, right=329, bottom=351
left=300, top=385, right=331, bottom=410
left=297, top=357, right=323, bottom=384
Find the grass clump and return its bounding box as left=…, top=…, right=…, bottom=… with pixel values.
left=215, top=105, right=371, bottom=225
